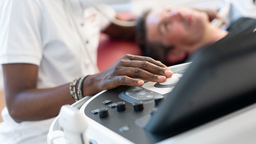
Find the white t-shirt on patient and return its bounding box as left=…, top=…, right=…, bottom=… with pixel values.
left=0, top=0, right=110, bottom=143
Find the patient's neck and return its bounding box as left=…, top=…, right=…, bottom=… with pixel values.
left=190, top=25, right=228, bottom=54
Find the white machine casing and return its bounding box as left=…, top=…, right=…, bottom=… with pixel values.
left=48, top=105, right=89, bottom=144
left=48, top=63, right=256, bottom=144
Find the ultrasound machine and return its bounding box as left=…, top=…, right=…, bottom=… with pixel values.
left=47, top=26, right=256, bottom=144
left=47, top=0, right=256, bottom=143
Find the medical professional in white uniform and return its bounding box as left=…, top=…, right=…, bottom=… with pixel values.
left=0, top=0, right=173, bottom=143
left=0, top=0, right=11, bottom=90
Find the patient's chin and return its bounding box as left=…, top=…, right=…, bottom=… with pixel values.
left=166, top=52, right=187, bottom=65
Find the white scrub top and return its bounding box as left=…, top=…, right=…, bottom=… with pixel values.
left=0, top=0, right=12, bottom=90
left=0, top=0, right=110, bottom=143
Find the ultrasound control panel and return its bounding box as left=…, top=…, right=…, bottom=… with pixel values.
left=83, top=63, right=190, bottom=144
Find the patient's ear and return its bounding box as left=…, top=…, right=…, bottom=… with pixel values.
left=166, top=51, right=187, bottom=64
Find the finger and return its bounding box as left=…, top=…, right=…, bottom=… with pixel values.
left=107, top=76, right=144, bottom=89
left=213, top=17, right=227, bottom=26
left=119, top=59, right=173, bottom=77
left=215, top=16, right=227, bottom=25
left=195, top=9, right=218, bottom=21
left=117, top=67, right=168, bottom=82
left=124, top=54, right=167, bottom=68
left=223, top=20, right=227, bottom=25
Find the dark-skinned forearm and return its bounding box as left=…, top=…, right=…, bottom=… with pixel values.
left=6, top=84, right=73, bottom=122
left=6, top=76, right=101, bottom=123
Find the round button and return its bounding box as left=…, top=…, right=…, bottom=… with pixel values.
left=154, top=96, right=164, bottom=106
left=133, top=101, right=144, bottom=112
left=116, top=101, right=126, bottom=112
left=98, top=108, right=109, bottom=118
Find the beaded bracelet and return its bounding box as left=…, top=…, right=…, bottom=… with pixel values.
left=75, top=77, right=83, bottom=100
left=69, top=75, right=90, bottom=101
left=77, top=75, right=89, bottom=99
left=75, top=78, right=82, bottom=97
left=69, top=77, right=79, bottom=101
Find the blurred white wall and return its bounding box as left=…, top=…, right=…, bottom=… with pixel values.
left=130, top=0, right=227, bottom=15
left=108, top=0, right=256, bottom=21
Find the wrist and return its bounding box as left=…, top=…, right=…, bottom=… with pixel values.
left=82, top=74, right=102, bottom=96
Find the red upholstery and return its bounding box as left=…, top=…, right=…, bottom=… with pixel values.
left=97, top=34, right=141, bottom=72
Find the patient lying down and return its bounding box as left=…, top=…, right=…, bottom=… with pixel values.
left=136, top=7, right=256, bottom=66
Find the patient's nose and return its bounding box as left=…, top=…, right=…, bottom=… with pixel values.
left=167, top=10, right=182, bottom=21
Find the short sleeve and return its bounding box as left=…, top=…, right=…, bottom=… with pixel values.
left=0, top=0, right=12, bottom=53
left=0, top=0, right=43, bottom=66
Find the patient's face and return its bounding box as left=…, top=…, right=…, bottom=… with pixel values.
left=146, top=7, right=209, bottom=53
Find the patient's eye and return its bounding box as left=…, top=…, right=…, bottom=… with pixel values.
left=164, top=23, right=169, bottom=30
left=159, top=20, right=171, bottom=35
left=163, top=21, right=172, bottom=32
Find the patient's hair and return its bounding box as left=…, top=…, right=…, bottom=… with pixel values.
left=136, top=10, right=174, bottom=65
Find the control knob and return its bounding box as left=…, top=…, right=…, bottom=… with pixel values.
left=116, top=101, right=126, bottom=112
left=99, top=108, right=109, bottom=118
left=133, top=101, right=144, bottom=112
left=154, top=96, right=164, bottom=106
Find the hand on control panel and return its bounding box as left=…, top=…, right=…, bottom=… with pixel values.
left=83, top=54, right=173, bottom=96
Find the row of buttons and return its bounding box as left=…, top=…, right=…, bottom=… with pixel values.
left=91, top=96, right=165, bottom=118
left=91, top=100, right=127, bottom=118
